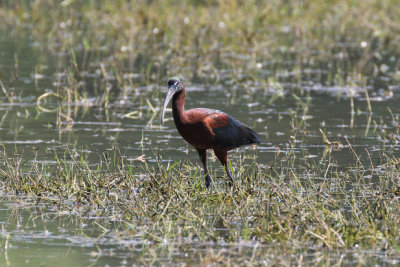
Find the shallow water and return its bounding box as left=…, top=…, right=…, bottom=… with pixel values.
left=1, top=29, right=400, bottom=265
left=2, top=198, right=400, bottom=266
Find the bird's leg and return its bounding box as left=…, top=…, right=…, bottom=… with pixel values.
left=213, top=149, right=234, bottom=187
left=197, top=148, right=211, bottom=188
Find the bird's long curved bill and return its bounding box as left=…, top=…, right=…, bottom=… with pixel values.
left=161, top=89, right=175, bottom=124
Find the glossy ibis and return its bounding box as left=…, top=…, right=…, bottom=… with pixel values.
left=161, top=76, right=260, bottom=188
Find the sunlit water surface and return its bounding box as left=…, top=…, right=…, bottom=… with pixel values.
left=0, top=30, right=399, bottom=265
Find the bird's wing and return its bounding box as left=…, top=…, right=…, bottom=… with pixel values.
left=203, top=109, right=260, bottom=150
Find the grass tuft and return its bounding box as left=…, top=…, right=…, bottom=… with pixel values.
left=1, top=143, right=399, bottom=252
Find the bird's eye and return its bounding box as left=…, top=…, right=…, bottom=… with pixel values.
left=168, top=80, right=175, bottom=86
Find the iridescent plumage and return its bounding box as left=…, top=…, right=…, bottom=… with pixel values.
left=161, top=77, right=260, bottom=188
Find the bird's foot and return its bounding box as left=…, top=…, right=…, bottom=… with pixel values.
left=205, top=175, right=212, bottom=188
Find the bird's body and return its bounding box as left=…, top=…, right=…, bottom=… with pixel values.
left=162, top=77, right=260, bottom=188
left=173, top=106, right=258, bottom=150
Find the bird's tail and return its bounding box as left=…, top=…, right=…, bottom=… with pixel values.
left=246, top=127, right=261, bottom=144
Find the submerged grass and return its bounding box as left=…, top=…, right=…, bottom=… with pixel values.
left=1, top=142, right=399, bottom=259
left=2, top=0, right=400, bottom=93
left=1, top=0, right=399, bottom=129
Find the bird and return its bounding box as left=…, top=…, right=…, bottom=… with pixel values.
left=161, top=76, right=260, bottom=188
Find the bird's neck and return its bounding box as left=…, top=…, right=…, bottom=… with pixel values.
left=172, top=89, right=187, bottom=125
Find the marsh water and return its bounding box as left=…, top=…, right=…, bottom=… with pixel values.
left=0, top=29, right=399, bottom=266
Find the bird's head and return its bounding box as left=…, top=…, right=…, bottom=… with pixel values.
left=161, top=76, right=183, bottom=124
